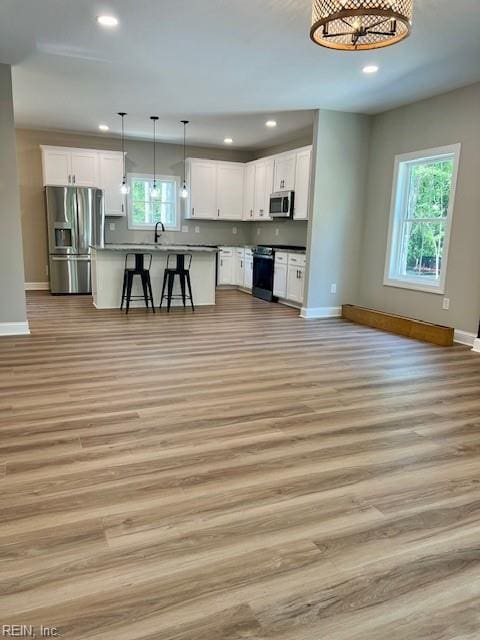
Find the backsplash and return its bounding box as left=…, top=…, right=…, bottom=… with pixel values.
left=105, top=216, right=308, bottom=247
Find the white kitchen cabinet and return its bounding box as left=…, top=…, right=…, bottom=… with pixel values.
left=286, top=253, right=306, bottom=304
left=217, top=247, right=234, bottom=285
left=69, top=149, right=99, bottom=186
left=98, top=152, right=126, bottom=216
left=293, top=148, right=312, bottom=220
left=253, top=160, right=274, bottom=221
left=41, top=147, right=71, bottom=186
left=244, top=250, right=253, bottom=289
left=41, top=146, right=99, bottom=187
left=234, top=248, right=245, bottom=286
left=273, top=252, right=288, bottom=298
left=264, top=158, right=274, bottom=218
left=217, top=163, right=244, bottom=220
left=188, top=159, right=217, bottom=219
left=243, top=162, right=255, bottom=220
left=274, top=153, right=296, bottom=192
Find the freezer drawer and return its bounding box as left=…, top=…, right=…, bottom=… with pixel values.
left=49, top=255, right=91, bottom=294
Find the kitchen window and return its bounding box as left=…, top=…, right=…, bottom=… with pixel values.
left=127, top=174, right=180, bottom=230
left=384, top=144, right=461, bottom=294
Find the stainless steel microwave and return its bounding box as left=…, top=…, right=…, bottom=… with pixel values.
left=269, top=191, right=294, bottom=218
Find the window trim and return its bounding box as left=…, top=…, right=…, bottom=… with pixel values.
left=383, top=143, right=461, bottom=295
left=127, top=173, right=181, bottom=231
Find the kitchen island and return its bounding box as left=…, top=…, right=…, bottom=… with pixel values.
left=91, top=244, right=218, bottom=309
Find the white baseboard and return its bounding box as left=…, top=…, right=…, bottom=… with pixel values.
left=300, top=306, right=342, bottom=319
left=0, top=321, right=30, bottom=336
left=454, top=330, right=477, bottom=347
left=472, top=338, right=480, bottom=353
left=25, top=282, right=49, bottom=290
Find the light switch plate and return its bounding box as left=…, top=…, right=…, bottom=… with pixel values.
left=257, top=227, right=261, bottom=235
left=330, top=283, right=337, bottom=294
left=109, top=222, right=115, bottom=231
left=275, top=228, right=280, bottom=236
left=181, top=224, right=189, bottom=233
left=232, top=226, right=238, bottom=235
left=195, top=226, right=200, bottom=233
left=442, top=297, right=450, bottom=310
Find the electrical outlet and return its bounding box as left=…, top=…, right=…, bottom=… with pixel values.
left=275, top=227, right=280, bottom=236
left=257, top=227, right=261, bottom=235
left=232, top=226, right=238, bottom=235
left=109, top=222, right=116, bottom=231
left=181, top=224, right=189, bottom=233
left=442, top=297, right=450, bottom=310
left=195, top=226, right=200, bottom=233
left=330, top=283, right=337, bottom=294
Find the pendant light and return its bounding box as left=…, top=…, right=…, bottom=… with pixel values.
left=180, top=120, right=189, bottom=199
left=150, top=116, right=160, bottom=198
left=118, top=112, right=130, bottom=194
left=310, top=0, right=414, bottom=51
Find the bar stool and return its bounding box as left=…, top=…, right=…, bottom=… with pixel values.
left=120, top=253, right=155, bottom=314
left=159, top=253, right=195, bottom=312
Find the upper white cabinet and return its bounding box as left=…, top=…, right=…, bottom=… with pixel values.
left=41, top=147, right=71, bottom=186
left=41, top=146, right=99, bottom=187
left=186, top=159, right=244, bottom=220
left=243, top=162, right=255, bottom=221
left=217, top=163, right=244, bottom=219
left=41, top=146, right=126, bottom=216
left=273, top=152, right=296, bottom=192
left=69, top=149, right=99, bottom=186
left=188, top=159, right=217, bottom=219
left=98, top=152, right=126, bottom=217
left=293, top=148, right=312, bottom=220
left=253, top=158, right=274, bottom=221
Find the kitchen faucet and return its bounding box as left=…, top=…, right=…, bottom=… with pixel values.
left=154, top=221, right=165, bottom=243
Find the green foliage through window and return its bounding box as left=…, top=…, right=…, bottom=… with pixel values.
left=129, top=176, right=177, bottom=228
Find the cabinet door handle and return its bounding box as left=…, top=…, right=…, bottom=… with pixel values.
left=241, top=260, right=243, bottom=268
left=217, top=209, right=220, bottom=217
left=68, top=175, right=71, bottom=184
left=220, top=259, right=223, bottom=267
left=73, top=175, right=76, bottom=184
left=192, top=207, right=195, bottom=216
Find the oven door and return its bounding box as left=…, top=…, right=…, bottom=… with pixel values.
left=252, top=254, right=275, bottom=301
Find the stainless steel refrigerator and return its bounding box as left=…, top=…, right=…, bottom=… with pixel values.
left=45, top=187, right=104, bottom=294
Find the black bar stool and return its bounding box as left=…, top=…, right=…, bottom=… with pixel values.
left=159, top=253, right=195, bottom=312
left=120, top=253, right=155, bottom=314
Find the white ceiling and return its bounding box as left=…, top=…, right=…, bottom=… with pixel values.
left=1, top=0, right=479, bottom=148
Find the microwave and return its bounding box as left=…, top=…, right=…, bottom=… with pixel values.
left=269, top=191, right=294, bottom=218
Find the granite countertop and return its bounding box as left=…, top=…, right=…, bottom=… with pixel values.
left=93, top=243, right=218, bottom=253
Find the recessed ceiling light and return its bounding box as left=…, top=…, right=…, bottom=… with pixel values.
left=98, top=124, right=109, bottom=131
left=265, top=120, right=277, bottom=128
left=97, top=15, right=119, bottom=27
left=224, top=137, right=233, bottom=144
left=363, top=65, right=379, bottom=74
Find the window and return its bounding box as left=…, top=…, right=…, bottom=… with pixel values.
left=384, top=144, right=461, bottom=294
left=127, top=174, right=180, bottom=230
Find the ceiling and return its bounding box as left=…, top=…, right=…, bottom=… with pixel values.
left=1, top=0, right=479, bottom=148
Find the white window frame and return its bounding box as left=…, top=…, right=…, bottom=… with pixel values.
left=127, top=173, right=181, bottom=231
left=383, top=143, right=461, bottom=295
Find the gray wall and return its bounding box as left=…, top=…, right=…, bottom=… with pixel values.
left=358, top=83, right=480, bottom=334
left=303, top=109, right=371, bottom=312
left=16, top=129, right=310, bottom=282
left=0, top=65, right=27, bottom=327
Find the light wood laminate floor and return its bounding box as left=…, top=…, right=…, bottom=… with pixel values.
left=1, top=290, right=480, bottom=639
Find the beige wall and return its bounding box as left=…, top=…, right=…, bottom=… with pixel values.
left=303, top=109, right=371, bottom=312
left=358, top=83, right=480, bottom=334
left=0, top=65, right=27, bottom=326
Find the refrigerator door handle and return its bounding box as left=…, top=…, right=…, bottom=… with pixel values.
left=51, top=255, right=91, bottom=261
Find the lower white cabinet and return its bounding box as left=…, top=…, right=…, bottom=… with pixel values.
left=244, top=250, right=253, bottom=289
left=234, top=248, right=245, bottom=286
left=273, top=252, right=288, bottom=298
left=274, top=252, right=306, bottom=304
left=217, top=247, right=234, bottom=285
